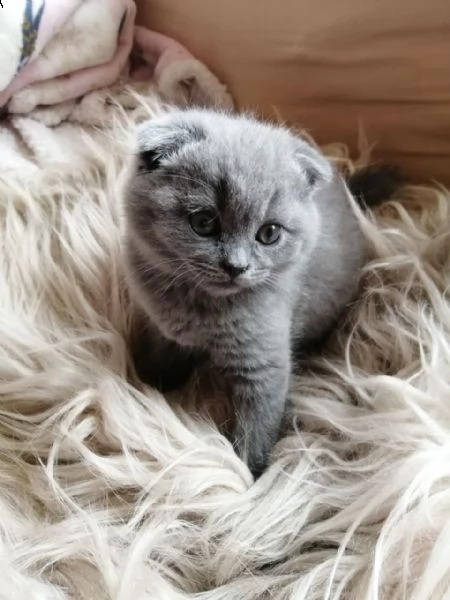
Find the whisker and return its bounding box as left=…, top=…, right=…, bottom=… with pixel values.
left=156, top=263, right=189, bottom=298
left=128, top=257, right=186, bottom=279
left=191, top=270, right=209, bottom=297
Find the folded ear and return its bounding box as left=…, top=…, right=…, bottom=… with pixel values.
left=136, top=112, right=206, bottom=172
left=293, top=139, right=333, bottom=188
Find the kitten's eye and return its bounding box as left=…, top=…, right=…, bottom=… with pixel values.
left=189, top=211, right=219, bottom=237
left=256, top=223, right=281, bottom=245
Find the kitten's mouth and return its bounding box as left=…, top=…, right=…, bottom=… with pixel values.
left=204, top=274, right=258, bottom=297
left=194, top=267, right=268, bottom=296
left=208, top=279, right=243, bottom=294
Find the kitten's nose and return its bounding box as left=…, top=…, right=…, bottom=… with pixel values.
left=221, top=260, right=249, bottom=279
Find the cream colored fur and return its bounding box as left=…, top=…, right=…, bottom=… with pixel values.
left=0, top=93, right=449, bottom=600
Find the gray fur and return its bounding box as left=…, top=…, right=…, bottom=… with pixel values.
left=124, top=109, right=368, bottom=477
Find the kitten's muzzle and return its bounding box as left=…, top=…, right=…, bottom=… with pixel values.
left=220, top=259, right=249, bottom=279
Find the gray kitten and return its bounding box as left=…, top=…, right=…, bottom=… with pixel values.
left=124, top=109, right=401, bottom=477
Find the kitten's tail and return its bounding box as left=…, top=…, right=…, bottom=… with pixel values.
left=347, top=164, right=406, bottom=209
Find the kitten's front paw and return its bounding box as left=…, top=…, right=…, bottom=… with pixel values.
left=248, top=460, right=267, bottom=480
left=233, top=437, right=270, bottom=480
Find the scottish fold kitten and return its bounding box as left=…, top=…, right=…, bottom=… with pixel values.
left=124, top=109, right=401, bottom=477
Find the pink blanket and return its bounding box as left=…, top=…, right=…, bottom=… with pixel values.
left=0, top=0, right=233, bottom=118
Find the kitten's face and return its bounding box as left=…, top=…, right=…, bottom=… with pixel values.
left=126, top=110, right=332, bottom=297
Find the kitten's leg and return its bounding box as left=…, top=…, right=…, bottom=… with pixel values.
left=226, top=356, right=291, bottom=478
left=132, top=323, right=203, bottom=392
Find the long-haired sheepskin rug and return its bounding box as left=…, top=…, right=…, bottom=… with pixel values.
left=0, top=93, right=450, bottom=600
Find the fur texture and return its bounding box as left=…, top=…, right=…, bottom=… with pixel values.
left=0, top=95, right=450, bottom=599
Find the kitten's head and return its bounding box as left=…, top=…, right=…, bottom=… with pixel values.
left=126, top=109, right=333, bottom=297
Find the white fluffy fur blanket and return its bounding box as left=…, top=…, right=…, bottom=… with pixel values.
left=0, top=93, right=450, bottom=600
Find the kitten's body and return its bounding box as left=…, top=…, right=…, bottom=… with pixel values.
left=124, top=110, right=399, bottom=476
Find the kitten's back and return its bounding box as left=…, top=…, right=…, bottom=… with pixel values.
left=294, top=163, right=404, bottom=351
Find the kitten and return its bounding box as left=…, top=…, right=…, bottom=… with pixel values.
left=124, top=109, right=401, bottom=477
